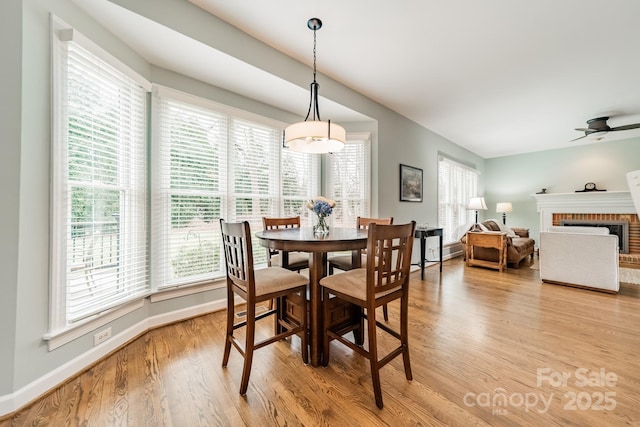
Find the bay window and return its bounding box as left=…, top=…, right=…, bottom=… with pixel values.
left=50, top=21, right=369, bottom=339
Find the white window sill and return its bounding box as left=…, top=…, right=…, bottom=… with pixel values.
left=150, top=278, right=226, bottom=303
left=43, top=298, right=145, bottom=351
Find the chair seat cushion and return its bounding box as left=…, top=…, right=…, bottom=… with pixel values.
left=270, top=251, right=309, bottom=270
left=250, top=267, right=309, bottom=297
left=319, top=268, right=397, bottom=301
left=327, top=254, right=367, bottom=271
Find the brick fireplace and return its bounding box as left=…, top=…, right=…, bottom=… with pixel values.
left=534, top=191, right=640, bottom=268
left=552, top=212, right=640, bottom=267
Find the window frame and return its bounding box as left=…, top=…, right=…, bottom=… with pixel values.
left=49, top=18, right=152, bottom=342
left=437, top=155, right=480, bottom=245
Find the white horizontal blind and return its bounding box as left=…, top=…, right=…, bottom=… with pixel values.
left=438, top=156, right=479, bottom=244
left=281, top=149, right=320, bottom=226
left=227, top=117, right=281, bottom=266
left=326, top=136, right=371, bottom=228
left=53, top=34, right=148, bottom=324
left=153, top=96, right=228, bottom=288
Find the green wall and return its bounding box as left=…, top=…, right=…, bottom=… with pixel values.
left=0, top=0, right=22, bottom=397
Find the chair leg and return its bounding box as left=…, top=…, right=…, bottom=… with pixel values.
left=382, top=303, right=389, bottom=321
left=275, top=296, right=284, bottom=335
left=400, top=292, right=413, bottom=381
left=222, top=287, right=234, bottom=368
left=322, top=288, right=333, bottom=367
left=239, top=304, right=256, bottom=396
left=366, top=305, right=384, bottom=409
left=300, top=289, right=309, bottom=365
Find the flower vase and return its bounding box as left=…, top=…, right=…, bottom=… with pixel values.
left=313, top=215, right=330, bottom=235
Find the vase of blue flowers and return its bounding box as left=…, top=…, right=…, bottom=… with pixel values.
left=307, top=196, right=335, bottom=235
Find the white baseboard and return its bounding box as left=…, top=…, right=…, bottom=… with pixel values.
left=0, top=298, right=228, bottom=417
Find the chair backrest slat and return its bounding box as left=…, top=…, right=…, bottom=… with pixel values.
left=366, top=222, right=416, bottom=297
left=220, top=219, right=255, bottom=296
left=357, top=217, right=393, bottom=255
left=262, top=216, right=302, bottom=262
left=263, top=216, right=302, bottom=230
left=357, top=216, right=394, bottom=229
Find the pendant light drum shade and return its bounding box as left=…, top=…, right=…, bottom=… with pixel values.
left=284, top=120, right=346, bottom=153
left=284, top=18, right=345, bottom=154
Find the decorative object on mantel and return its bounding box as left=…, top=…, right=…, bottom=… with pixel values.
left=307, top=196, right=335, bottom=235
left=536, top=188, right=547, bottom=194
left=575, top=182, right=606, bottom=193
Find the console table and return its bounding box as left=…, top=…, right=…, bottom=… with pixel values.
left=414, top=227, right=443, bottom=279
left=465, top=231, right=507, bottom=272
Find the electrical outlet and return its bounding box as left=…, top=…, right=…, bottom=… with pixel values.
left=94, top=327, right=112, bottom=346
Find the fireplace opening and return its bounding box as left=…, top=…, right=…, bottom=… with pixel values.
left=560, top=219, right=629, bottom=254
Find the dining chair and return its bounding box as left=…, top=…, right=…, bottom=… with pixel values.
left=320, top=221, right=416, bottom=409
left=220, top=219, right=308, bottom=396
left=328, top=216, right=393, bottom=320
left=262, top=216, right=310, bottom=273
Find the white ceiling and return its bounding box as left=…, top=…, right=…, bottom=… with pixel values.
left=79, top=0, right=640, bottom=158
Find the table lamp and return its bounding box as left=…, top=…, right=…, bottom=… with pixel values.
left=496, top=202, right=513, bottom=225
left=467, top=197, right=487, bottom=231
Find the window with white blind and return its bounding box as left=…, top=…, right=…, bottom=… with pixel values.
left=326, top=134, right=372, bottom=227
left=152, top=88, right=319, bottom=288
left=438, top=156, right=479, bottom=244
left=51, top=22, right=150, bottom=329
left=152, top=91, right=228, bottom=288
left=226, top=116, right=283, bottom=267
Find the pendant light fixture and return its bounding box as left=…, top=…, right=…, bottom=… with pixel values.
left=284, top=18, right=345, bottom=153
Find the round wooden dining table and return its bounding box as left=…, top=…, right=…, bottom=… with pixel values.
left=256, top=226, right=368, bottom=366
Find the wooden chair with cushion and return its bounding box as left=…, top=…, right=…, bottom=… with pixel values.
left=320, top=221, right=416, bottom=409
left=220, top=219, right=308, bottom=396
left=328, top=216, right=393, bottom=320
left=262, top=216, right=310, bottom=273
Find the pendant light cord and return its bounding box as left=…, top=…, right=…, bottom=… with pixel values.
left=305, top=20, right=321, bottom=122
left=312, top=26, right=317, bottom=85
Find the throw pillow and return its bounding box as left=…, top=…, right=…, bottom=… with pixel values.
left=487, top=218, right=518, bottom=237
left=482, top=220, right=501, bottom=232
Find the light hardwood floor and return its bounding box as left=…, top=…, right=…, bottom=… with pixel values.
left=2, top=258, right=639, bottom=426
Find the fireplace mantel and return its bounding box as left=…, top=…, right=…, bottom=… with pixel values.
left=533, top=191, right=635, bottom=231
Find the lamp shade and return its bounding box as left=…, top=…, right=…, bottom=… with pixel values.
left=467, top=197, right=487, bottom=210
left=284, top=120, right=346, bottom=153
left=496, top=202, right=513, bottom=213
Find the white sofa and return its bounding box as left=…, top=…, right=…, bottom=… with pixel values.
left=539, top=226, right=619, bottom=293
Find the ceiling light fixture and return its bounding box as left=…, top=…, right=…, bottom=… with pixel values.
left=283, top=18, right=345, bottom=154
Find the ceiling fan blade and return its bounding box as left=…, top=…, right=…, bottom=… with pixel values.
left=574, top=127, right=590, bottom=132
left=610, top=123, right=640, bottom=131
left=570, top=134, right=588, bottom=142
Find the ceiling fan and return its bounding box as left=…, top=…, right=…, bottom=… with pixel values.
left=571, top=116, right=640, bottom=141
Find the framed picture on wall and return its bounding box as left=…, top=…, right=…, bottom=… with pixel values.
left=399, top=164, right=423, bottom=202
